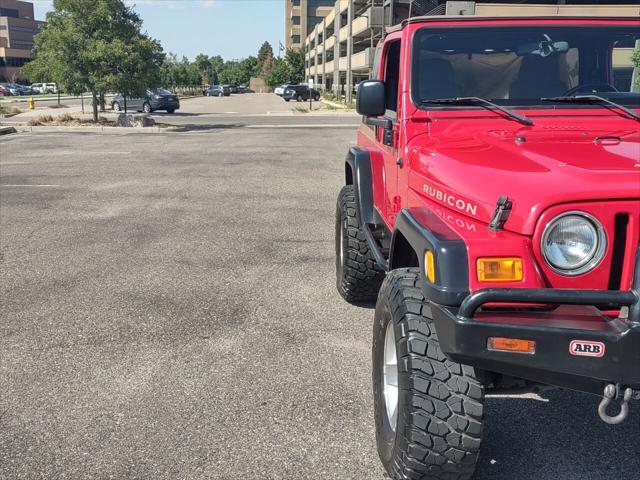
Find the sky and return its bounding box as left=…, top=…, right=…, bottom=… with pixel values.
left=31, top=0, right=285, bottom=61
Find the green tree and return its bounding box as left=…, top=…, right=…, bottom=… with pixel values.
left=257, top=41, right=275, bottom=78
left=284, top=48, right=305, bottom=84
left=264, top=49, right=306, bottom=87
left=265, top=58, right=291, bottom=87
left=23, top=0, right=163, bottom=122
left=219, top=61, right=243, bottom=85
left=105, top=36, right=164, bottom=108
left=194, top=53, right=210, bottom=84
left=239, top=56, right=258, bottom=84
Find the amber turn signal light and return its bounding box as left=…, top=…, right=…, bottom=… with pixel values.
left=487, top=337, right=536, bottom=354
left=425, top=250, right=435, bottom=283
left=477, top=257, right=523, bottom=282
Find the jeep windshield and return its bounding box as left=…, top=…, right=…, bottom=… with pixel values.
left=412, top=25, right=640, bottom=109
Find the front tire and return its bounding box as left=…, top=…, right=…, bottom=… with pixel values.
left=335, top=185, right=384, bottom=303
left=112, top=101, right=121, bottom=112
left=373, top=268, right=485, bottom=480
left=166, top=108, right=175, bottom=114
left=142, top=102, right=152, bottom=113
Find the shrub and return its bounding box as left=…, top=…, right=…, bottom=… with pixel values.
left=27, top=114, right=54, bottom=126
left=57, top=112, right=77, bottom=123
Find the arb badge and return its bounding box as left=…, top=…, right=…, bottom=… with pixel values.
left=570, top=340, right=605, bottom=358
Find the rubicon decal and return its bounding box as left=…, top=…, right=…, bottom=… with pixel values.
left=570, top=340, right=605, bottom=358
left=422, top=182, right=478, bottom=216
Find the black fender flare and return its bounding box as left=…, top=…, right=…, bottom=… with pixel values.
left=390, top=208, right=470, bottom=306
left=345, top=147, right=376, bottom=225
left=344, top=147, right=388, bottom=270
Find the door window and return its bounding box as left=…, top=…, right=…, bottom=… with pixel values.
left=383, top=40, right=401, bottom=116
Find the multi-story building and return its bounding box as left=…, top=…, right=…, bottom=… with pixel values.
left=0, top=0, right=43, bottom=82
left=304, top=0, right=640, bottom=102
left=285, top=0, right=336, bottom=50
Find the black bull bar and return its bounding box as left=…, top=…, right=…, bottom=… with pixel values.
left=430, top=250, right=640, bottom=397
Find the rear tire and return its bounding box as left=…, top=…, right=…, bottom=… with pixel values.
left=314, top=94, right=320, bottom=101
left=112, top=101, right=121, bottom=112
left=335, top=185, right=385, bottom=303
left=373, top=268, right=485, bottom=480
left=297, top=95, right=303, bottom=102
left=166, top=108, right=175, bottom=114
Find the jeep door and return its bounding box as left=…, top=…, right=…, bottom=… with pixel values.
left=377, top=36, right=403, bottom=227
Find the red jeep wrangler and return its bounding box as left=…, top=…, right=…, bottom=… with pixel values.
left=334, top=15, right=640, bottom=479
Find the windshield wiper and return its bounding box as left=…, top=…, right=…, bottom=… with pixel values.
left=542, top=95, right=640, bottom=122
left=421, top=97, right=534, bottom=126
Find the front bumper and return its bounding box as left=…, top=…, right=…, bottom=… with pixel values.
left=431, top=252, right=640, bottom=396
left=152, top=100, right=180, bottom=110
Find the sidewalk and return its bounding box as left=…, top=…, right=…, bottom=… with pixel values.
left=0, top=105, right=116, bottom=125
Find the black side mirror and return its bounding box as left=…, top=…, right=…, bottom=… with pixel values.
left=356, top=80, right=386, bottom=117
left=357, top=80, right=394, bottom=146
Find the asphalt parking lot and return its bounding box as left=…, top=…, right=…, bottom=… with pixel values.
left=1, top=121, right=639, bottom=479
left=1, top=93, right=350, bottom=128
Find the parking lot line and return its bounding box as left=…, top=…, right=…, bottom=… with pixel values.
left=1, top=184, right=62, bottom=187
left=246, top=124, right=359, bottom=129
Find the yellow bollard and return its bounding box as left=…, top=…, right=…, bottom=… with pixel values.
left=28, top=97, right=35, bottom=110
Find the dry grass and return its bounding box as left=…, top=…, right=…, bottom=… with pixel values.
left=27, top=114, right=54, bottom=126
left=57, top=112, right=77, bottom=123
left=26, top=113, right=116, bottom=127
left=0, top=105, right=23, bottom=115
left=48, top=104, right=68, bottom=109
left=292, top=105, right=309, bottom=113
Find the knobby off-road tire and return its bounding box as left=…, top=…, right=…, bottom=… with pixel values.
left=373, top=268, right=485, bottom=480
left=335, top=185, right=385, bottom=303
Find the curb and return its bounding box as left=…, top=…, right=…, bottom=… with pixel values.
left=12, top=125, right=184, bottom=134
left=320, top=98, right=353, bottom=110
left=0, top=126, right=17, bottom=135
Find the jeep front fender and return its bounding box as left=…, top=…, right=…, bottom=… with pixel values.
left=391, top=208, right=470, bottom=306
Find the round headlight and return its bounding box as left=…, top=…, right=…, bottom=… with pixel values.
left=541, top=212, right=606, bottom=275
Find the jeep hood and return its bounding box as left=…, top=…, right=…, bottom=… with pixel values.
left=411, top=121, right=640, bottom=235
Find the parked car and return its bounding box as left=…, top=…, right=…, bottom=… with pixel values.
left=0, top=85, right=12, bottom=96
left=274, top=84, right=292, bottom=96
left=204, top=85, right=230, bottom=97
left=30, top=82, right=57, bottom=94
left=4, top=84, right=19, bottom=95
left=225, top=84, right=239, bottom=94
left=111, top=88, right=180, bottom=114
left=281, top=85, right=320, bottom=102
left=17, top=85, right=35, bottom=95
left=5, top=84, right=33, bottom=96
left=237, top=86, right=255, bottom=93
